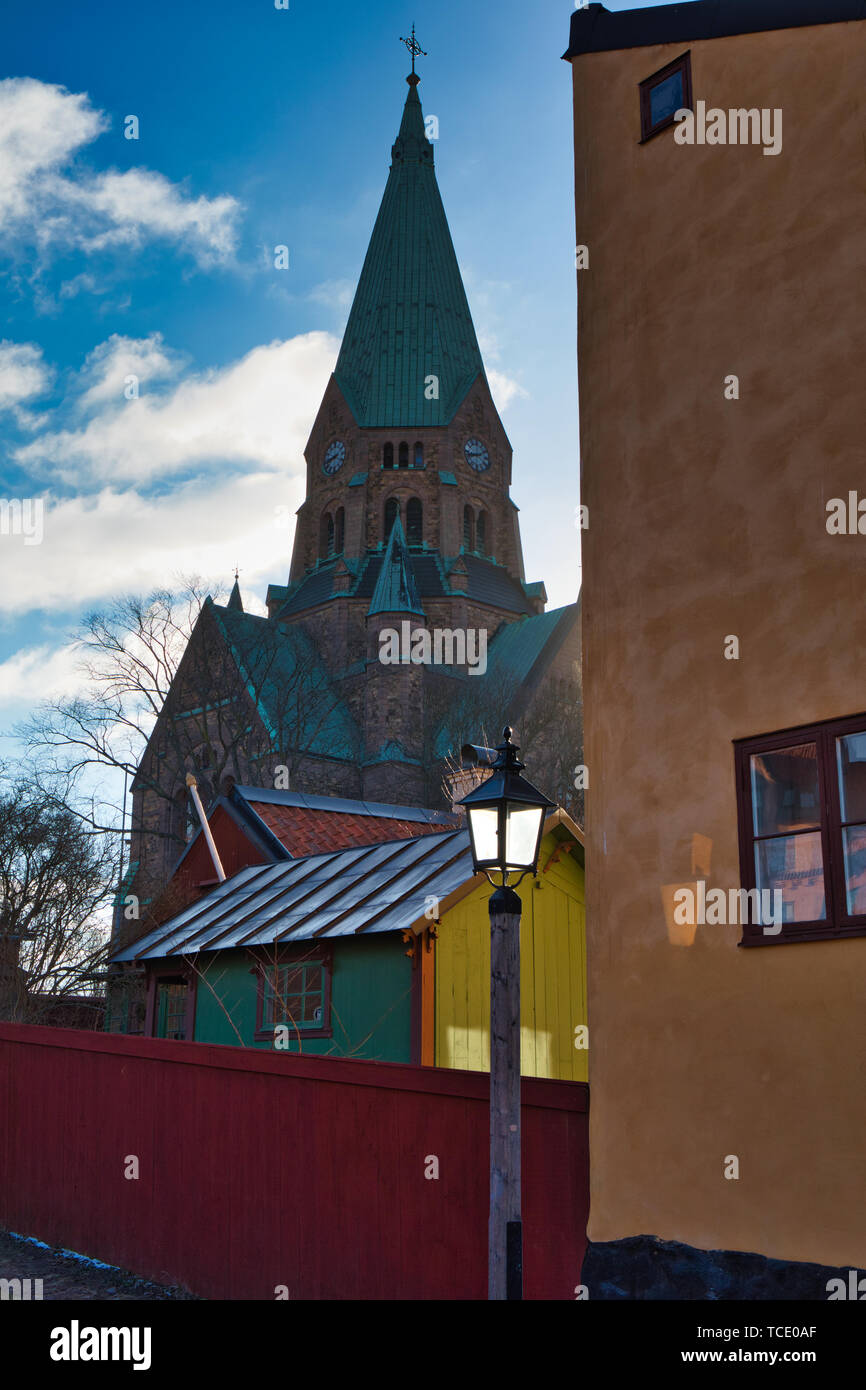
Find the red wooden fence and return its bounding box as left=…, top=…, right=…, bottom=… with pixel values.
left=0, top=1023, right=588, bottom=1300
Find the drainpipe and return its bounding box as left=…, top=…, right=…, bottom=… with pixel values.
left=186, top=774, right=226, bottom=883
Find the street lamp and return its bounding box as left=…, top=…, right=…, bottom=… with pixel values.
left=459, top=727, right=555, bottom=1301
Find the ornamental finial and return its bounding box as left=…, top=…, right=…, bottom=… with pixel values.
left=399, top=23, right=427, bottom=80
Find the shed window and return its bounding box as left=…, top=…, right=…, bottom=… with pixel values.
left=255, top=952, right=332, bottom=1041
left=735, top=713, right=866, bottom=945
left=154, top=980, right=189, bottom=1040
left=639, top=52, right=692, bottom=142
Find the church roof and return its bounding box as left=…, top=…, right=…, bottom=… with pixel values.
left=481, top=602, right=580, bottom=686
left=279, top=551, right=537, bottom=618
left=207, top=600, right=358, bottom=759
left=367, top=514, right=425, bottom=616
left=334, top=76, right=485, bottom=428
left=227, top=577, right=243, bottom=612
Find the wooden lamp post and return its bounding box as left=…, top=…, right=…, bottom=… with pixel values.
left=458, top=728, right=555, bottom=1301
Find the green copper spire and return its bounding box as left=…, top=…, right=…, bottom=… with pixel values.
left=368, top=512, right=425, bottom=617
left=335, top=73, right=485, bottom=428
left=227, top=574, right=243, bottom=612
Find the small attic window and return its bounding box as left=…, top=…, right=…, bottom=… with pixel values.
left=639, top=52, right=692, bottom=142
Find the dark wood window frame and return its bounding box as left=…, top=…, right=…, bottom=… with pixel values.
left=252, top=945, right=334, bottom=1043
left=145, top=967, right=197, bottom=1040
left=639, top=51, right=692, bottom=143
left=735, top=712, right=866, bottom=947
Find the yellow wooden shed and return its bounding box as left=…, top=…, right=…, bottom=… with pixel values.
left=411, top=810, right=586, bottom=1081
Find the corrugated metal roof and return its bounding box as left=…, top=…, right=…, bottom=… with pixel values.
left=110, top=830, right=475, bottom=962
left=233, top=785, right=455, bottom=824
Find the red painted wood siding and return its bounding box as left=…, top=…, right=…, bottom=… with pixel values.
left=0, top=1023, right=588, bottom=1300
left=177, top=804, right=268, bottom=887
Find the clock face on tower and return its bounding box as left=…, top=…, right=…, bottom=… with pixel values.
left=464, top=438, right=490, bottom=473
left=322, top=440, right=346, bottom=476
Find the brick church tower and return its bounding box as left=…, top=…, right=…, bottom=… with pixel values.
left=125, top=62, right=580, bottom=913
left=263, top=66, right=568, bottom=804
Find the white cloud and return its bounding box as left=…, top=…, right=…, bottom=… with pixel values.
left=17, top=331, right=339, bottom=486
left=307, top=279, right=355, bottom=313
left=487, top=368, right=528, bottom=412
left=75, top=332, right=184, bottom=410
left=0, top=474, right=305, bottom=617
left=0, top=340, right=52, bottom=424
left=0, top=327, right=342, bottom=615
left=0, top=641, right=83, bottom=706
left=0, top=77, right=242, bottom=271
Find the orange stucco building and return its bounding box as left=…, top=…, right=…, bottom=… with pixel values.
left=566, top=0, right=866, bottom=1296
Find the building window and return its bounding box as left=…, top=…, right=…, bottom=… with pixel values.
left=398, top=441, right=409, bottom=468
left=406, top=498, right=423, bottom=548
left=151, top=977, right=191, bottom=1040
left=463, top=505, right=474, bottom=552
left=334, top=506, right=345, bottom=555
left=413, top=441, right=424, bottom=469
left=384, top=496, right=399, bottom=539
left=735, top=713, right=866, bottom=945
left=639, top=52, right=692, bottom=142
left=383, top=442, right=394, bottom=469
left=254, top=950, right=332, bottom=1042
left=173, top=787, right=196, bottom=845
left=476, top=510, right=488, bottom=555
left=319, top=510, right=335, bottom=558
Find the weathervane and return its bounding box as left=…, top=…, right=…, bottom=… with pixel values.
left=399, top=24, right=427, bottom=76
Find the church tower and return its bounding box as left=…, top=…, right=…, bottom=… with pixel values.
left=269, top=59, right=550, bottom=803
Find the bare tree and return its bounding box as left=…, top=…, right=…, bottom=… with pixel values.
left=0, top=774, right=115, bottom=1023
left=17, top=578, right=357, bottom=902
left=428, top=665, right=584, bottom=826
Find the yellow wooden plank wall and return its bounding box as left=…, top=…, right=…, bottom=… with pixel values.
left=434, top=834, right=587, bottom=1081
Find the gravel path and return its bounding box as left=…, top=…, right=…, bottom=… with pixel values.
left=0, top=1230, right=200, bottom=1300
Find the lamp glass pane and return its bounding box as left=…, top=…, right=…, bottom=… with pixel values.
left=468, top=806, right=500, bottom=864
left=504, top=803, right=544, bottom=870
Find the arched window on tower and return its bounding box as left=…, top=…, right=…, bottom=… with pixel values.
left=398, top=441, right=409, bottom=468
left=476, top=511, right=488, bottom=556
left=383, top=442, right=394, bottom=469
left=463, top=505, right=474, bottom=553
left=406, top=498, right=423, bottom=549
left=384, top=496, right=399, bottom=541
left=334, top=507, right=345, bottom=555
left=413, top=441, right=424, bottom=469
left=320, top=510, right=335, bottom=559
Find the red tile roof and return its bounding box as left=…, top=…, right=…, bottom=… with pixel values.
left=248, top=802, right=453, bottom=857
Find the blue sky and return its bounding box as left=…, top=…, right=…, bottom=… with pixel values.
left=0, top=0, right=669, bottom=756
